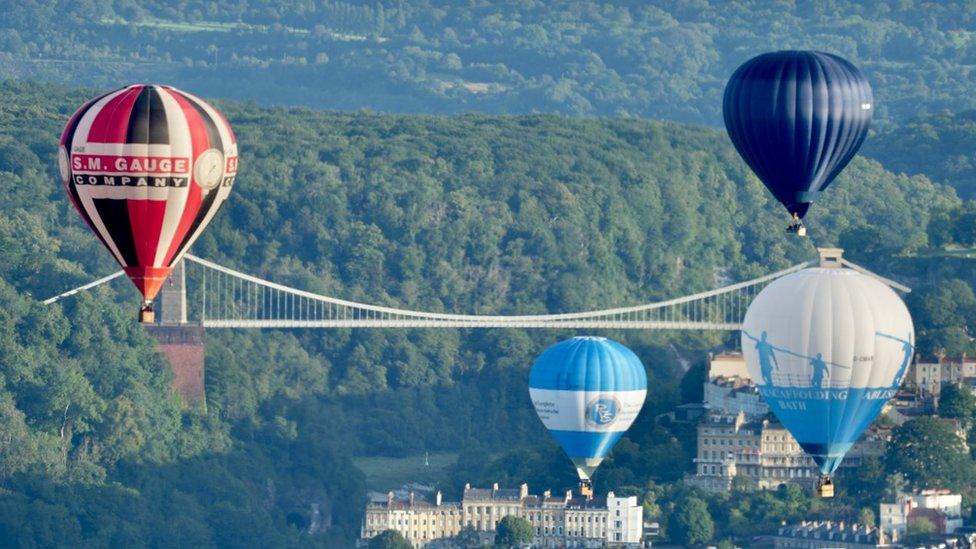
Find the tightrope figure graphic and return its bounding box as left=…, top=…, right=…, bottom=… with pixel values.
left=743, top=330, right=850, bottom=387
left=810, top=353, right=829, bottom=389
left=753, top=331, right=779, bottom=385
left=877, top=332, right=915, bottom=387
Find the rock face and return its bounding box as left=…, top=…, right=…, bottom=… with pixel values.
left=145, top=324, right=206, bottom=407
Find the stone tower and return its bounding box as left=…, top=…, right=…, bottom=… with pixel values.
left=144, top=260, right=206, bottom=407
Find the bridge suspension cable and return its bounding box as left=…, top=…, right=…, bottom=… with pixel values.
left=183, top=254, right=815, bottom=330
left=41, top=248, right=908, bottom=331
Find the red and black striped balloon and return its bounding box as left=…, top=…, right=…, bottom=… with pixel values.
left=59, top=84, right=238, bottom=303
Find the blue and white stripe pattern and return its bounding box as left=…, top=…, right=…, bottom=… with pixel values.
left=529, top=336, right=647, bottom=480
left=742, top=268, right=914, bottom=475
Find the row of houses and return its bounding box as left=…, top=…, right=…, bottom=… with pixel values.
left=360, top=483, right=642, bottom=548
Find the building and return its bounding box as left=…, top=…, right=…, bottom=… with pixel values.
left=703, top=375, right=769, bottom=420
left=686, top=409, right=889, bottom=493
left=360, top=483, right=642, bottom=548
left=879, top=489, right=964, bottom=537
left=773, top=521, right=892, bottom=548
left=912, top=355, right=976, bottom=396
left=709, top=351, right=751, bottom=380
left=702, top=351, right=769, bottom=420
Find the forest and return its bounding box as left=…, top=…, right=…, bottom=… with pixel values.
left=2, top=78, right=976, bottom=545
left=5, top=1, right=976, bottom=125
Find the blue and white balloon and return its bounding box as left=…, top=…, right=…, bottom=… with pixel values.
left=742, top=267, right=914, bottom=476
left=529, top=336, right=647, bottom=481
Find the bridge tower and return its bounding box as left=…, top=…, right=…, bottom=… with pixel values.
left=144, top=260, right=206, bottom=407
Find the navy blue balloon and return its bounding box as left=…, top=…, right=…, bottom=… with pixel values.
left=723, top=51, right=873, bottom=219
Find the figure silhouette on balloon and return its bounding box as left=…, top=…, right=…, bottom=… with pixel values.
left=743, top=331, right=914, bottom=389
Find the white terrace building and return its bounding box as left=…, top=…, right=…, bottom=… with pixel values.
left=361, top=482, right=642, bottom=548
left=688, top=409, right=889, bottom=493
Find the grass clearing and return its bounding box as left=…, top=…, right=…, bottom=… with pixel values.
left=353, top=452, right=458, bottom=492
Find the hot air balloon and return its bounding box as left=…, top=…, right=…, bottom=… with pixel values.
left=741, top=263, right=913, bottom=497
left=529, top=336, right=647, bottom=498
left=59, top=84, right=238, bottom=322
left=723, top=51, right=873, bottom=235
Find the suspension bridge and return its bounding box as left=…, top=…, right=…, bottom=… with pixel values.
left=43, top=248, right=908, bottom=330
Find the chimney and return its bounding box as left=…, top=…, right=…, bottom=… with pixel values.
left=387, top=491, right=395, bottom=506
left=565, top=490, right=573, bottom=502
left=492, top=482, right=499, bottom=491
left=543, top=490, right=551, bottom=498
left=409, top=492, right=415, bottom=506
left=607, top=491, right=615, bottom=498
left=436, top=491, right=442, bottom=506
left=520, top=483, right=528, bottom=499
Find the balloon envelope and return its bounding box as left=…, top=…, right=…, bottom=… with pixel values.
left=529, top=336, right=647, bottom=480
left=59, top=84, right=238, bottom=302
left=741, top=268, right=913, bottom=474
left=723, top=51, right=872, bottom=218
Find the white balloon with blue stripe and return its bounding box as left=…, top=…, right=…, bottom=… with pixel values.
left=529, top=336, right=647, bottom=481
left=742, top=267, right=914, bottom=477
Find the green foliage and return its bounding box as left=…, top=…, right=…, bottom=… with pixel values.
left=453, top=525, right=482, bottom=548
left=0, top=78, right=971, bottom=544
left=494, top=515, right=533, bottom=547
left=885, top=417, right=976, bottom=493
left=858, top=507, right=876, bottom=528
left=906, top=516, right=937, bottom=543
left=940, top=384, right=976, bottom=427
left=667, top=495, right=714, bottom=546
left=6, top=2, right=976, bottom=125
left=907, top=280, right=976, bottom=357
left=866, top=111, right=976, bottom=198
left=369, top=529, right=412, bottom=549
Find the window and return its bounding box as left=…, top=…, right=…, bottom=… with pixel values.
left=616, top=520, right=621, bottom=527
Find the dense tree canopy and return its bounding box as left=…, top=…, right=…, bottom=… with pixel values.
left=494, top=516, right=534, bottom=547
left=368, top=530, right=411, bottom=549
left=885, top=417, right=976, bottom=494
left=0, top=79, right=972, bottom=544
left=5, top=2, right=976, bottom=125
left=667, top=495, right=714, bottom=546
left=866, top=110, right=976, bottom=199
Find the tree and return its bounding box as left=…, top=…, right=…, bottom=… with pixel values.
left=454, top=525, right=482, bottom=548
left=369, top=529, right=411, bottom=549
left=494, top=516, right=533, bottom=547
left=906, top=517, right=937, bottom=543
left=885, top=417, right=976, bottom=492
left=858, top=507, right=876, bottom=528
left=667, top=496, right=714, bottom=546
left=679, top=361, right=707, bottom=404
left=939, top=383, right=976, bottom=427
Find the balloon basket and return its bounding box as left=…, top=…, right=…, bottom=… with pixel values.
left=786, top=222, right=807, bottom=237
left=579, top=480, right=594, bottom=500
left=139, top=305, right=155, bottom=324
left=816, top=476, right=834, bottom=498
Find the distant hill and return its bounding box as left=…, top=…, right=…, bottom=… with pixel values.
left=864, top=110, right=976, bottom=199
left=3, top=1, right=976, bottom=124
